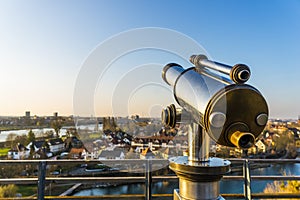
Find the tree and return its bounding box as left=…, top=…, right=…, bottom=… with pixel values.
left=264, top=180, right=300, bottom=194
left=264, top=171, right=300, bottom=197
left=6, top=133, right=27, bottom=149
left=273, top=131, right=293, bottom=151
left=51, top=120, right=63, bottom=138
left=29, top=143, right=35, bottom=158
left=14, top=135, right=28, bottom=146
left=27, top=129, right=35, bottom=145
left=45, top=130, right=54, bottom=139
left=66, top=128, right=79, bottom=138
left=0, top=184, right=18, bottom=197
left=6, top=133, right=17, bottom=147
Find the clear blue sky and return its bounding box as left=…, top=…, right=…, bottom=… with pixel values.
left=0, top=0, right=299, bottom=119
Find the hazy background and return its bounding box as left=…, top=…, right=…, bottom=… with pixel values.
left=0, top=0, right=299, bottom=119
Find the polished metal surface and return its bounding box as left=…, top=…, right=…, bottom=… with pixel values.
left=162, top=63, right=185, bottom=86
left=190, top=54, right=232, bottom=75
left=162, top=104, right=193, bottom=128
left=170, top=156, right=230, bottom=200
left=197, top=67, right=233, bottom=85
left=171, top=66, right=226, bottom=127
left=230, top=131, right=255, bottom=149
left=188, top=124, right=210, bottom=162
left=162, top=55, right=269, bottom=200
left=161, top=104, right=177, bottom=128
left=256, top=113, right=268, bottom=126
left=237, top=69, right=250, bottom=82
left=179, top=179, right=219, bottom=200
left=243, top=159, right=252, bottom=200
left=209, top=112, right=226, bottom=128
left=190, top=54, right=251, bottom=84
left=174, top=189, right=226, bottom=200
left=169, top=156, right=231, bottom=176
left=162, top=62, right=268, bottom=148
left=173, top=189, right=182, bottom=200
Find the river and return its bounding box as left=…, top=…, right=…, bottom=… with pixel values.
left=0, top=124, right=100, bottom=142
left=73, top=162, right=300, bottom=197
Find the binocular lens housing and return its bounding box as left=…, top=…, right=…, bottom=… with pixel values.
left=230, top=131, right=255, bottom=149
left=162, top=62, right=268, bottom=148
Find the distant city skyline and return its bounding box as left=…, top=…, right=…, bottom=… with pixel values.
left=0, top=1, right=299, bottom=119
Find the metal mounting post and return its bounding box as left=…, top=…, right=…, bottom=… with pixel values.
left=37, top=161, right=47, bottom=200
left=145, top=159, right=152, bottom=200
left=170, top=124, right=230, bottom=200
left=243, top=159, right=252, bottom=200
left=188, top=123, right=210, bottom=162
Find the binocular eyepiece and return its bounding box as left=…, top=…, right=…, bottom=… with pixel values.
left=189, top=54, right=251, bottom=84
left=162, top=55, right=268, bottom=149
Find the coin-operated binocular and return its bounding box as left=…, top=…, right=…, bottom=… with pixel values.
left=162, top=55, right=268, bottom=200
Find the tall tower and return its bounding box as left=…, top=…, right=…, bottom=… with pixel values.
left=25, top=111, right=30, bottom=118
left=54, top=112, right=58, bottom=118
left=94, top=117, right=99, bottom=131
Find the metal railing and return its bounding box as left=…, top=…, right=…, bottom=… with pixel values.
left=0, top=159, right=299, bottom=200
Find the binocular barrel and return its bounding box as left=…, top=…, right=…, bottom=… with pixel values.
left=162, top=60, right=268, bottom=149
left=190, top=55, right=251, bottom=84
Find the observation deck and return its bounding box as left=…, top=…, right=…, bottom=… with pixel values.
left=0, top=159, right=299, bottom=200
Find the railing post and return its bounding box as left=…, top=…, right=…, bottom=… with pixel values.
left=243, top=159, right=252, bottom=200
left=38, top=161, right=47, bottom=200
left=145, top=159, right=152, bottom=200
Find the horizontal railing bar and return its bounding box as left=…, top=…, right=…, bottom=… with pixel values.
left=46, top=195, right=146, bottom=199
left=49, top=194, right=174, bottom=198
left=222, top=193, right=300, bottom=199
left=0, top=194, right=174, bottom=200
left=0, top=193, right=299, bottom=200
left=1, top=175, right=299, bottom=184
left=228, top=158, right=300, bottom=163
left=0, top=158, right=299, bottom=199
left=0, top=158, right=299, bottom=165
left=251, top=193, right=300, bottom=198
left=0, top=159, right=169, bottom=165
left=0, top=178, right=38, bottom=184
left=223, top=175, right=300, bottom=180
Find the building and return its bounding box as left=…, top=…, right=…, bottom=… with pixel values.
left=98, top=150, right=125, bottom=160
left=53, top=112, right=58, bottom=118
left=27, top=140, right=47, bottom=152
left=255, top=140, right=267, bottom=153
left=295, top=138, right=300, bottom=155
left=26, top=140, right=53, bottom=158
left=48, top=138, right=65, bottom=154
left=64, top=136, right=83, bottom=151
left=140, top=148, right=155, bottom=159
left=161, top=147, right=177, bottom=159
left=69, top=148, right=86, bottom=159
left=25, top=111, right=30, bottom=118
left=7, top=143, right=30, bottom=160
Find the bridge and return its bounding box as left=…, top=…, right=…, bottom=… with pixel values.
left=0, top=159, right=299, bottom=200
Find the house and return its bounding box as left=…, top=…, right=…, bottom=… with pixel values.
left=295, top=138, right=300, bottom=155
left=26, top=140, right=53, bottom=159
left=48, top=138, right=65, bottom=154
left=296, top=139, right=300, bottom=148
left=161, top=147, right=178, bottom=159
left=64, top=136, right=83, bottom=151
left=255, top=139, right=267, bottom=153
left=32, top=148, right=53, bottom=159
left=7, top=143, right=29, bottom=159
left=140, top=147, right=155, bottom=159
left=69, top=147, right=86, bottom=159
left=27, top=140, right=47, bottom=152
left=98, top=150, right=125, bottom=160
